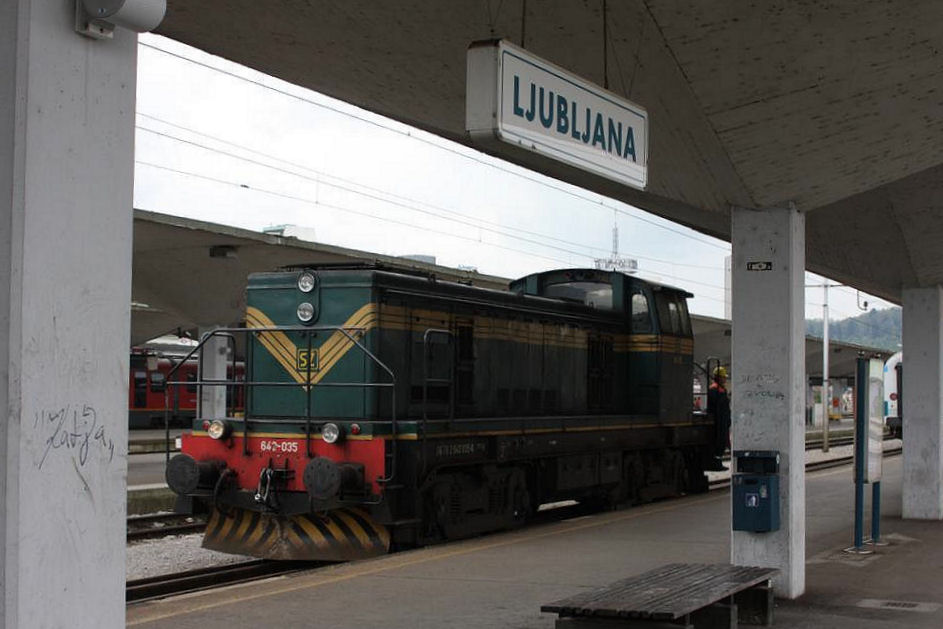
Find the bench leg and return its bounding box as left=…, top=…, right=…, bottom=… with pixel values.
left=692, top=602, right=736, bottom=629
left=555, top=616, right=693, bottom=628
left=735, top=583, right=774, bottom=626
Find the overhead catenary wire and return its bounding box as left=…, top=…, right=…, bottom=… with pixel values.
left=135, top=159, right=578, bottom=268
left=135, top=158, right=729, bottom=306
left=135, top=118, right=727, bottom=272
left=138, top=39, right=731, bottom=253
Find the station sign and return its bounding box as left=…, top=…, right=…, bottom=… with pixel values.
left=466, top=40, right=649, bottom=190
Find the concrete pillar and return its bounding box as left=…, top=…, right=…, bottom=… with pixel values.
left=901, top=286, right=943, bottom=519
left=0, top=3, right=137, bottom=626
left=730, top=206, right=805, bottom=599
left=199, top=328, right=229, bottom=418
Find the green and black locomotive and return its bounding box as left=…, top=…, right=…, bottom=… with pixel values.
left=166, top=265, right=713, bottom=560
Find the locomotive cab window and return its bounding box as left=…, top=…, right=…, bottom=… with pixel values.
left=630, top=290, right=653, bottom=333
left=543, top=281, right=613, bottom=310
left=655, top=293, right=691, bottom=336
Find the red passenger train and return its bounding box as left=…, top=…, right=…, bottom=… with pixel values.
left=129, top=349, right=243, bottom=429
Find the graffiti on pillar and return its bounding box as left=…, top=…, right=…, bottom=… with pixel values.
left=741, top=390, right=786, bottom=401
left=34, top=404, right=116, bottom=470
left=738, top=373, right=781, bottom=386
left=738, top=373, right=786, bottom=401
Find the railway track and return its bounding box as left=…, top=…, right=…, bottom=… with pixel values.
left=127, top=446, right=903, bottom=603
left=127, top=513, right=207, bottom=542
left=126, top=559, right=330, bottom=603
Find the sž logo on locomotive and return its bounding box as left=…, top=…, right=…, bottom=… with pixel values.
left=296, top=348, right=319, bottom=371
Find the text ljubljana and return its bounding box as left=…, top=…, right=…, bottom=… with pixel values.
left=511, top=75, right=637, bottom=163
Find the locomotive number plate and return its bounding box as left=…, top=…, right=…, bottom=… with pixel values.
left=260, top=440, right=300, bottom=454
left=296, top=349, right=320, bottom=371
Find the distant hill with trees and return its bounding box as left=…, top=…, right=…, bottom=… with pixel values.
left=806, top=307, right=901, bottom=352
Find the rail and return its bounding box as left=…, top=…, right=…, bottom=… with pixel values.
left=126, top=560, right=332, bottom=603
left=127, top=513, right=206, bottom=542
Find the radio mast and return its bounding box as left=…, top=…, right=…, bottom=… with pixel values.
left=594, top=212, right=638, bottom=273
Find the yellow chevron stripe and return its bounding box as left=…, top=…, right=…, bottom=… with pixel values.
left=247, top=304, right=378, bottom=386
left=202, top=508, right=391, bottom=561
left=283, top=524, right=307, bottom=549
left=296, top=516, right=333, bottom=551
left=314, top=304, right=376, bottom=380
left=231, top=510, right=254, bottom=543
left=246, top=308, right=297, bottom=362
left=246, top=308, right=307, bottom=385
left=334, top=510, right=373, bottom=549
left=309, top=306, right=376, bottom=385
left=244, top=518, right=267, bottom=548
left=320, top=513, right=353, bottom=546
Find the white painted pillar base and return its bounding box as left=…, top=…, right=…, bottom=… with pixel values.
left=1, top=2, right=137, bottom=626
left=199, top=328, right=229, bottom=419
left=901, top=286, right=943, bottom=519
left=730, top=206, right=806, bottom=599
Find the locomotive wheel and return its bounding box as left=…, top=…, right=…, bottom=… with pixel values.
left=623, top=455, right=645, bottom=505
left=669, top=450, right=689, bottom=495
left=508, top=469, right=531, bottom=526
left=685, top=449, right=710, bottom=494
left=425, top=481, right=455, bottom=542
left=578, top=490, right=617, bottom=513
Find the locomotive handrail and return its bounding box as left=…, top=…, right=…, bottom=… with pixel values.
left=165, top=324, right=399, bottom=486
left=422, top=329, right=454, bottom=427
left=163, top=342, right=203, bottom=462
left=421, top=328, right=454, bottom=483
left=161, top=332, right=238, bottom=463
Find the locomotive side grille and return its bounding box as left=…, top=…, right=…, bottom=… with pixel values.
left=450, top=492, right=462, bottom=521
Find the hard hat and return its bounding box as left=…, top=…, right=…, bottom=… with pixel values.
left=712, top=366, right=728, bottom=378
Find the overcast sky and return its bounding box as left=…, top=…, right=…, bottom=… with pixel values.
left=133, top=34, right=897, bottom=326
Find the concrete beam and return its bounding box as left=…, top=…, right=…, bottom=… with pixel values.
left=730, top=206, right=805, bottom=599
left=0, top=2, right=136, bottom=625
left=902, top=286, right=943, bottom=519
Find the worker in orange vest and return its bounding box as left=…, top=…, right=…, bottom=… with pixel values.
left=707, top=366, right=730, bottom=470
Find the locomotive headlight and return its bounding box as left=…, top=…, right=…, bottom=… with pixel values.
left=321, top=422, right=343, bottom=444
left=207, top=419, right=231, bottom=440
left=297, top=302, right=315, bottom=323
left=297, top=272, right=316, bottom=293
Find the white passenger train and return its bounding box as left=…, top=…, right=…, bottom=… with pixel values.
left=883, top=351, right=902, bottom=438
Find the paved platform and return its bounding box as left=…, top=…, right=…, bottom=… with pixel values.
left=126, top=454, right=942, bottom=628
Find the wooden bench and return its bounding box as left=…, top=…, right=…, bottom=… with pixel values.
left=541, top=563, right=778, bottom=629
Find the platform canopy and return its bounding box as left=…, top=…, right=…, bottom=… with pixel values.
left=131, top=210, right=506, bottom=345
left=156, top=1, right=943, bottom=303
left=133, top=210, right=889, bottom=375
